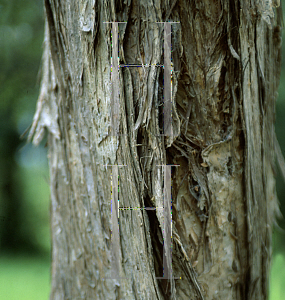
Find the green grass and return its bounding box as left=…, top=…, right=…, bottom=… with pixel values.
left=0, top=254, right=50, bottom=300
left=270, top=253, right=285, bottom=300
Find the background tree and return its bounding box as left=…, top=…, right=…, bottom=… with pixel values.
left=28, top=0, right=284, bottom=299
left=0, top=0, right=47, bottom=254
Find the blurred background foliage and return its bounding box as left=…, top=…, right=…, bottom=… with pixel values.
left=0, top=0, right=284, bottom=299
left=0, top=0, right=50, bottom=299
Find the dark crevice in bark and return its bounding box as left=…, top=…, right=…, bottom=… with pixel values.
left=238, top=110, right=248, bottom=299
left=158, top=69, right=164, bottom=135
left=144, top=194, right=171, bottom=299
left=92, top=2, right=100, bottom=58
left=228, top=3, right=249, bottom=296
left=136, top=126, right=144, bottom=176
left=243, top=145, right=251, bottom=300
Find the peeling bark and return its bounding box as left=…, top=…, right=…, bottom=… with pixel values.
left=29, top=0, right=282, bottom=299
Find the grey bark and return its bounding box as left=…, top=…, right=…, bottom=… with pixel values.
left=29, top=0, right=283, bottom=299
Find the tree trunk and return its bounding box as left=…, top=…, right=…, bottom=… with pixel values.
left=29, top=0, right=282, bottom=299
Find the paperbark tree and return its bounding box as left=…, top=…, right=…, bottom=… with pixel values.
left=29, top=0, right=283, bottom=299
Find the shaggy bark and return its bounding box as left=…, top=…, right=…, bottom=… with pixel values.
left=29, top=0, right=283, bottom=299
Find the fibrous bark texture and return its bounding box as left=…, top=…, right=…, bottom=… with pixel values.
left=29, top=0, right=282, bottom=299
